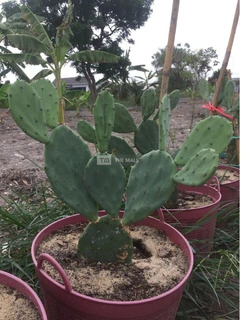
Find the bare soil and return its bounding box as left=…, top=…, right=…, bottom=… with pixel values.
left=0, top=98, right=207, bottom=206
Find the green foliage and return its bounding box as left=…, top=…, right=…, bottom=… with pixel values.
left=153, top=43, right=219, bottom=91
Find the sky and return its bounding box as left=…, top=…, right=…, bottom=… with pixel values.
left=0, top=0, right=240, bottom=81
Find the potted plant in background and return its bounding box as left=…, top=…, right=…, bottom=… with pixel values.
left=198, top=77, right=239, bottom=213
left=0, top=270, right=47, bottom=320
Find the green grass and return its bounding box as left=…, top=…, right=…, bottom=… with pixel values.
left=0, top=184, right=239, bottom=319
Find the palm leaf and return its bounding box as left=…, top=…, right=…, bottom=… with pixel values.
left=21, top=6, right=53, bottom=48
left=31, top=69, right=53, bottom=81
left=0, top=53, right=46, bottom=65
left=6, top=34, right=50, bottom=55
left=69, top=50, right=120, bottom=63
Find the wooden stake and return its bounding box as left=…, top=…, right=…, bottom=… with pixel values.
left=159, top=0, right=180, bottom=101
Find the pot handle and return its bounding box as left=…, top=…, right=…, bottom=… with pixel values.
left=155, top=208, right=165, bottom=222
left=206, top=175, right=220, bottom=192
left=37, top=253, right=73, bottom=293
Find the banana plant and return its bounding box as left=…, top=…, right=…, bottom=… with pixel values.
left=0, top=1, right=119, bottom=124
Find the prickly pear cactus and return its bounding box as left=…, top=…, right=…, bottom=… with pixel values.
left=31, top=79, right=59, bottom=129
left=174, top=116, right=233, bottom=166
left=159, top=94, right=171, bottom=151
left=122, top=150, right=177, bottom=225
left=84, top=153, right=126, bottom=218
left=8, top=80, right=50, bottom=143
left=94, top=91, right=115, bottom=153
left=174, top=148, right=219, bottom=186
left=134, top=120, right=159, bottom=154
left=141, top=88, right=158, bottom=121
left=45, top=125, right=98, bottom=221
left=77, top=120, right=97, bottom=144
left=113, top=103, right=137, bottom=133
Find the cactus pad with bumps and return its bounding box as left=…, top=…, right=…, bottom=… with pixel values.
left=122, top=150, right=177, bottom=225
left=8, top=80, right=49, bottom=143
left=78, top=215, right=133, bottom=263
left=113, top=103, right=137, bottom=133
left=134, top=120, right=159, bottom=154
left=94, top=91, right=115, bottom=153
left=141, top=88, right=158, bottom=121
left=174, top=148, right=219, bottom=186
left=31, top=79, right=59, bottom=129
left=174, top=116, right=233, bottom=166
left=45, top=125, right=98, bottom=221
left=84, top=154, right=126, bottom=218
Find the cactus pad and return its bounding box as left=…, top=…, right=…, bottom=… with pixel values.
left=134, top=120, right=159, bottom=154
left=174, top=116, right=233, bottom=166
left=94, top=91, right=115, bottom=153
left=78, top=215, right=133, bottom=263
left=113, top=103, right=137, bottom=133
left=174, top=148, right=219, bottom=186
left=45, top=125, right=98, bottom=221
left=159, top=94, right=171, bottom=151
left=8, top=80, right=49, bottom=143
left=77, top=120, right=97, bottom=144
left=108, top=135, right=137, bottom=167
left=122, top=150, right=177, bottom=225
left=84, top=154, right=126, bottom=218
left=141, top=88, right=158, bottom=121
left=31, top=79, right=59, bottom=129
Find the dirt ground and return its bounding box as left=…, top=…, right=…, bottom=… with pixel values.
left=0, top=98, right=206, bottom=206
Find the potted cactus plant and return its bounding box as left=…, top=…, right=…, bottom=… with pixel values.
left=77, top=87, right=233, bottom=254
left=7, top=79, right=196, bottom=320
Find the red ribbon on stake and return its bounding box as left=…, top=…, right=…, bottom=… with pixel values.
left=201, top=103, right=234, bottom=120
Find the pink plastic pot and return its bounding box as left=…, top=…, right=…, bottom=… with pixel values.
left=31, top=212, right=194, bottom=320
left=160, top=182, right=221, bottom=255
left=217, top=165, right=239, bottom=212
left=0, top=270, right=47, bottom=320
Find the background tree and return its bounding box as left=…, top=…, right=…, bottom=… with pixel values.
left=152, top=43, right=219, bottom=92
left=1, top=0, right=154, bottom=96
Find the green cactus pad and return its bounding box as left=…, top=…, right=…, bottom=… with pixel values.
left=174, top=148, right=219, bottom=186
left=8, top=80, right=49, bottom=143
left=31, top=79, right=59, bottom=129
left=77, top=120, right=97, bottom=144
left=45, top=125, right=98, bottom=221
left=94, top=91, right=115, bottom=153
left=122, top=150, right=177, bottom=225
left=174, top=116, right=233, bottom=166
left=159, top=94, right=171, bottom=151
left=78, top=215, right=133, bottom=263
left=84, top=154, right=126, bottom=218
left=197, top=79, right=210, bottom=101
left=134, top=120, right=159, bottom=154
left=141, top=88, right=158, bottom=121
left=113, top=103, right=137, bottom=133
left=108, top=135, right=137, bottom=167
left=169, top=89, right=180, bottom=110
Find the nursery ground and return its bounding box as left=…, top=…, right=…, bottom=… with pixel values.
left=0, top=97, right=206, bottom=206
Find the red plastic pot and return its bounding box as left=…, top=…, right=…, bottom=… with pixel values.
left=31, top=212, right=194, bottom=320
left=217, top=164, right=239, bottom=212
left=160, top=182, right=221, bottom=255
left=0, top=270, right=47, bottom=320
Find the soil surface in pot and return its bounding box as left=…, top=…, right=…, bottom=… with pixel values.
left=37, top=222, right=189, bottom=301
left=0, top=284, right=41, bottom=320
left=216, top=168, right=239, bottom=184
left=164, top=191, right=213, bottom=209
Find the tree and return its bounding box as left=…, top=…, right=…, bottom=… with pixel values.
left=1, top=0, right=154, bottom=97
left=0, top=3, right=120, bottom=123
left=152, top=43, right=219, bottom=92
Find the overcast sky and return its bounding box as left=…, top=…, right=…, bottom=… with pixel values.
left=0, top=0, right=240, bottom=81
left=124, top=0, right=240, bottom=78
